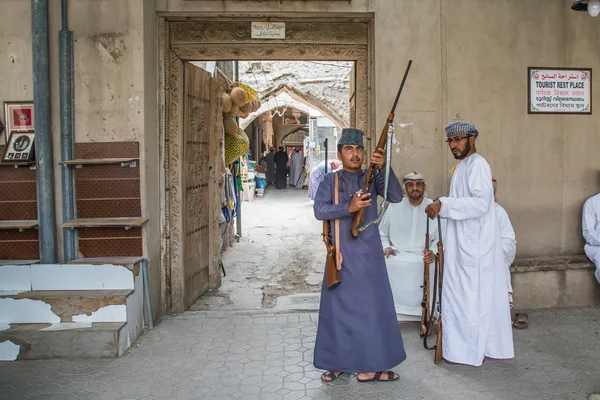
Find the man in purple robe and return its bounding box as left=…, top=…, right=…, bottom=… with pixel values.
left=313, top=127, right=406, bottom=383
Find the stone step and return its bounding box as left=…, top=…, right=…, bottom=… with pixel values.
left=0, top=322, right=129, bottom=360
left=67, top=257, right=143, bottom=276
left=0, top=290, right=132, bottom=323
left=0, top=264, right=134, bottom=292
left=0, top=263, right=144, bottom=361
left=511, top=256, right=600, bottom=309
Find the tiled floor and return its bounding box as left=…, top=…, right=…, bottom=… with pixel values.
left=1, top=307, right=599, bottom=399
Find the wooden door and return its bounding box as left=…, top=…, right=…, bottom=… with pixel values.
left=182, top=63, right=215, bottom=308
left=349, top=62, right=356, bottom=128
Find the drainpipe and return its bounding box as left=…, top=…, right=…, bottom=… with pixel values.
left=59, top=0, right=76, bottom=261
left=234, top=61, right=242, bottom=237
left=32, top=0, right=57, bottom=263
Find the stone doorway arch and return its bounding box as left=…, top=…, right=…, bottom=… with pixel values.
left=161, top=15, right=373, bottom=313
left=239, top=85, right=347, bottom=131
left=281, top=128, right=309, bottom=147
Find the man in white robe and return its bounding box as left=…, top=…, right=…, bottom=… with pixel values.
left=582, top=192, right=600, bottom=285
left=493, top=178, right=516, bottom=309
left=288, top=147, right=304, bottom=187
left=307, top=159, right=341, bottom=200
left=494, top=178, right=529, bottom=328
left=425, top=121, right=514, bottom=366
left=379, top=172, right=439, bottom=322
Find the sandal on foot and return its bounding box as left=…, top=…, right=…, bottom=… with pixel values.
left=513, top=313, right=528, bottom=330
left=357, top=371, right=399, bottom=382
left=321, top=371, right=344, bottom=382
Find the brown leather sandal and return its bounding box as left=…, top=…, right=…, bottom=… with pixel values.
left=357, top=371, right=399, bottom=382
left=321, top=371, right=344, bottom=382
left=513, top=312, right=528, bottom=329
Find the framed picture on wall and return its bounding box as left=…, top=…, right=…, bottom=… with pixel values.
left=4, top=101, right=34, bottom=142
left=2, top=132, right=35, bottom=163
left=282, top=108, right=308, bottom=126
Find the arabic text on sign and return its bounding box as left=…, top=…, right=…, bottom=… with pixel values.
left=530, top=68, right=591, bottom=113
left=251, top=22, right=285, bottom=39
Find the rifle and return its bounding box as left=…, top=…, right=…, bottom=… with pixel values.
left=420, top=215, right=431, bottom=338
left=350, top=60, right=412, bottom=239
left=322, top=172, right=341, bottom=290
left=434, top=215, right=444, bottom=364
left=423, top=216, right=445, bottom=364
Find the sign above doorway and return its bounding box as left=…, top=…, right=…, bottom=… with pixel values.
left=251, top=22, right=285, bottom=39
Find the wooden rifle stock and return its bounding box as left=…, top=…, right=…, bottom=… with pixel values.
left=434, top=216, right=445, bottom=363
left=350, top=60, right=412, bottom=239
left=323, top=227, right=341, bottom=290
left=420, top=216, right=431, bottom=338
left=323, top=172, right=341, bottom=290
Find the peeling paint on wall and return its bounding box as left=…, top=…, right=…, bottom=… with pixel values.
left=128, top=96, right=141, bottom=108
left=0, top=340, right=19, bottom=361
left=72, top=304, right=127, bottom=323
left=93, top=33, right=126, bottom=62
left=0, top=298, right=61, bottom=324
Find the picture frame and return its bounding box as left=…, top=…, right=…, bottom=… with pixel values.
left=3, top=101, right=34, bottom=142
left=528, top=67, right=592, bottom=115
left=2, top=131, right=35, bottom=163
left=282, top=108, right=308, bottom=126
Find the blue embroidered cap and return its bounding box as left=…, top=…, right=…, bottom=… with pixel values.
left=445, top=121, right=479, bottom=137
left=338, top=128, right=364, bottom=147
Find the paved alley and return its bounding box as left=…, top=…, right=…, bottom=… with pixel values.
left=191, top=186, right=324, bottom=311
left=1, top=307, right=599, bottom=399
left=2, top=187, right=599, bottom=400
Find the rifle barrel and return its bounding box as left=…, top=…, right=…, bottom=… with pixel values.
left=390, top=60, right=412, bottom=115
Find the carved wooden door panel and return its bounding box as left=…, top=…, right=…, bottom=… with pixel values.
left=182, top=63, right=214, bottom=308
left=349, top=62, right=356, bottom=127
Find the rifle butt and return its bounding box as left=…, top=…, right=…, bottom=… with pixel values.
left=434, top=320, right=443, bottom=363
left=325, top=247, right=341, bottom=290
left=350, top=209, right=364, bottom=239
left=326, top=268, right=341, bottom=290
left=420, top=291, right=428, bottom=338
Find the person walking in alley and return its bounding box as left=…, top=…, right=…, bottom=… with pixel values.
left=273, top=146, right=288, bottom=189
left=308, top=159, right=341, bottom=200
left=288, top=146, right=303, bottom=187
left=264, top=147, right=276, bottom=184
left=313, top=127, right=406, bottom=383
left=425, top=121, right=514, bottom=366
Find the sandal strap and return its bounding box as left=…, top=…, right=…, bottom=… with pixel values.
left=322, top=371, right=341, bottom=381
